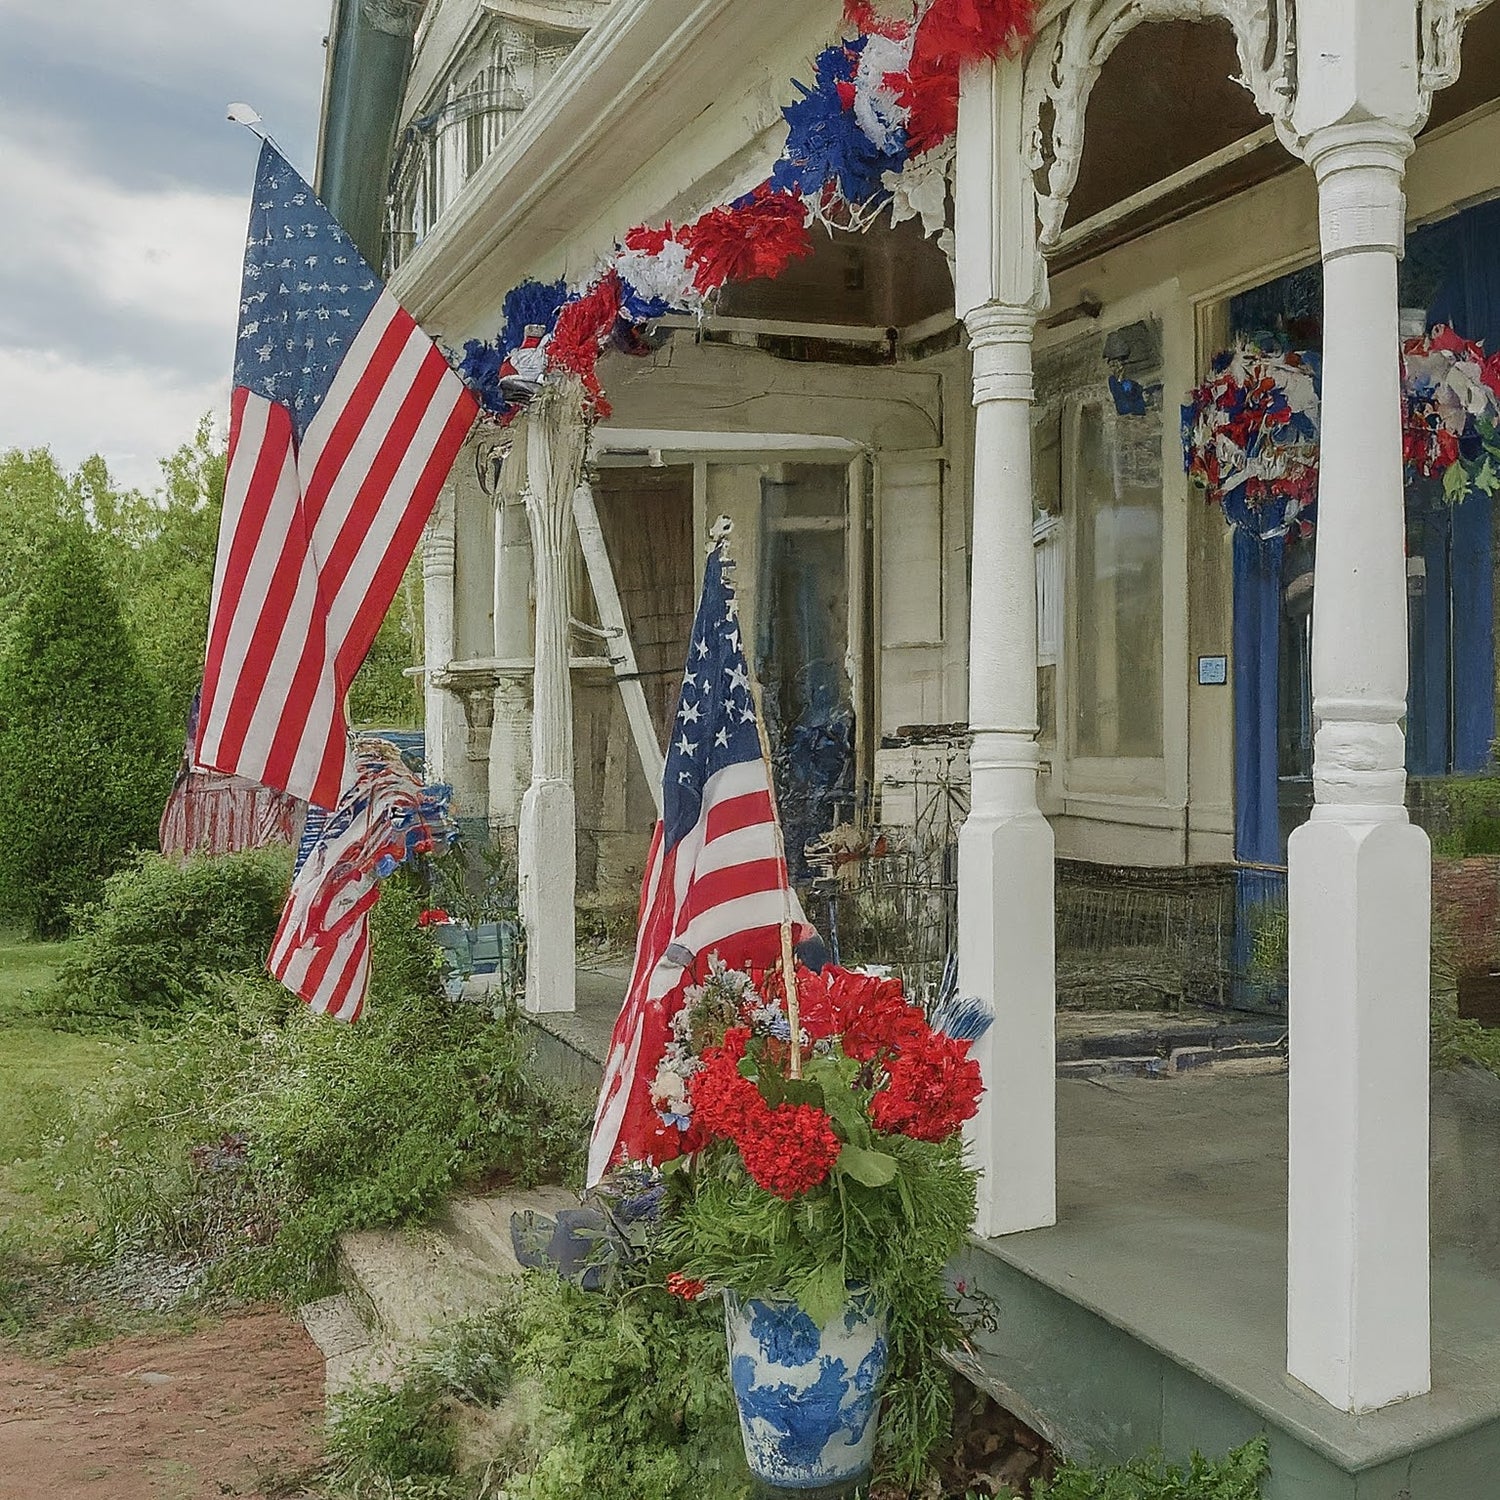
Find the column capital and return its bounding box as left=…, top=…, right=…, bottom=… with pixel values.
left=965, top=302, right=1038, bottom=406
left=1304, top=122, right=1414, bottom=261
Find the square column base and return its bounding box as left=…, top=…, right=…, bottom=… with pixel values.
left=519, top=779, right=576, bottom=1015
left=959, top=807, right=1057, bottom=1239
left=1288, top=815, right=1430, bottom=1412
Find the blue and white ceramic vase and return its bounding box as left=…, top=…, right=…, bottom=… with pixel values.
left=723, top=1290, right=889, bottom=1494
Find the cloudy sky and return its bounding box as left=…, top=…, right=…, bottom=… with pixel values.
left=0, top=0, right=331, bottom=489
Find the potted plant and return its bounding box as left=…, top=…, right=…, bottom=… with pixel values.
left=651, top=959, right=990, bottom=1496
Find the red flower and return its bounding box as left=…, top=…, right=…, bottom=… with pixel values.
left=738, top=1102, right=842, bottom=1199
left=666, top=1271, right=707, bottom=1300
left=832, top=970, right=929, bottom=1061
left=872, top=1029, right=983, bottom=1142
left=417, top=908, right=451, bottom=926
left=689, top=1044, right=767, bottom=1141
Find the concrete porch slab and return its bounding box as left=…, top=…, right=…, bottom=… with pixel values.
left=511, top=968, right=1291, bottom=1097
left=954, top=1068, right=1500, bottom=1499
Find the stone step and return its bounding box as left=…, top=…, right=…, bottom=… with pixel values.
left=298, top=1291, right=400, bottom=1399
left=435, top=1185, right=578, bottom=1276
left=336, top=1221, right=514, bottom=1349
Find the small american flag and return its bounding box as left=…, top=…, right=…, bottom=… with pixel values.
left=195, top=140, right=476, bottom=810
left=269, top=742, right=454, bottom=1022
left=588, top=529, right=805, bottom=1184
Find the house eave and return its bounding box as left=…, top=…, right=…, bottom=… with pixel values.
left=389, top=0, right=837, bottom=336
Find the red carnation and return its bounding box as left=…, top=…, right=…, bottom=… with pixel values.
left=872, top=1030, right=983, bottom=1142
left=831, top=969, right=930, bottom=1061
left=666, top=1271, right=707, bottom=1300
left=689, top=1044, right=767, bottom=1141
left=738, top=1102, right=841, bottom=1199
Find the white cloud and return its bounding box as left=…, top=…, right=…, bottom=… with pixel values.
left=0, top=345, right=226, bottom=492
left=0, top=127, right=246, bottom=337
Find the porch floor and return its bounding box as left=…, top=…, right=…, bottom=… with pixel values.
left=514, top=966, right=1290, bottom=1095
left=954, top=1068, right=1500, bottom=1499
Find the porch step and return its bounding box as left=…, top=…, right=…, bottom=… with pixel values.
left=301, top=1183, right=581, bottom=1404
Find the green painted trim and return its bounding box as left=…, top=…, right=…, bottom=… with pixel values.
left=317, top=0, right=416, bottom=269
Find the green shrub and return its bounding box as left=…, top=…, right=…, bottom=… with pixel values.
left=505, top=1273, right=751, bottom=1500
left=51, top=886, right=586, bottom=1302
left=1031, top=1438, right=1268, bottom=1500
left=50, top=847, right=292, bottom=1025
left=0, top=525, right=173, bottom=937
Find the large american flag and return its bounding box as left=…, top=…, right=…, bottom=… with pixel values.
left=588, top=533, right=805, bottom=1184
left=195, top=140, right=476, bottom=810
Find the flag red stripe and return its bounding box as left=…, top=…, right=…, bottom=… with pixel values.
left=209, top=312, right=412, bottom=772
left=257, top=345, right=452, bottom=796
left=705, top=790, right=775, bottom=842
left=200, top=394, right=293, bottom=723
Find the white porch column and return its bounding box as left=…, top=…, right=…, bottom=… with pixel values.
left=1287, top=2, right=1430, bottom=1412
left=518, top=385, right=588, bottom=1015
left=420, top=480, right=458, bottom=784
left=954, top=56, right=1056, bottom=1238
left=489, top=480, right=534, bottom=850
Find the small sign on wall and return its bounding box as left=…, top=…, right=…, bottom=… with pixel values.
left=1198, top=655, right=1228, bottom=686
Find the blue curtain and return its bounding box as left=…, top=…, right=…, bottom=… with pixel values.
left=1233, top=526, right=1283, bottom=866
left=1422, top=202, right=1499, bottom=771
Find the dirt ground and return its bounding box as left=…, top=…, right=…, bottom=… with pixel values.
left=0, top=1308, right=326, bottom=1500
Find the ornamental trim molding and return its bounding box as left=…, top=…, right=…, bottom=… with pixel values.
left=1023, top=0, right=1296, bottom=251
left=1418, top=0, right=1497, bottom=108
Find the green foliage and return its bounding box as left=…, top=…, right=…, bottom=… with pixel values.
left=49, top=888, right=585, bottom=1303
left=1030, top=1438, right=1268, bottom=1500
left=0, top=526, right=174, bottom=937
left=350, top=560, right=424, bottom=730
left=660, top=1129, right=976, bottom=1490
left=505, top=1273, right=750, bottom=1500
left=97, top=417, right=226, bottom=738
left=49, top=848, right=292, bottom=1025
left=328, top=1372, right=462, bottom=1489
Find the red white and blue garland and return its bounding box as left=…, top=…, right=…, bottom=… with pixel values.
left=457, top=0, right=1035, bottom=423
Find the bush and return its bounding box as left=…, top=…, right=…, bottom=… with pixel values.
left=0, top=525, right=174, bottom=936
left=1031, top=1438, right=1268, bottom=1500
left=56, top=888, right=586, bottom=1302
left=51, top=848, right=292, bottom=1024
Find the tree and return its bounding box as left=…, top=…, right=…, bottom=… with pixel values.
left=0, top=526, right=174, bottom=937
left=95, top=418, right=226, bottom=743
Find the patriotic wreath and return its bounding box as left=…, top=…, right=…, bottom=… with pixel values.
left=1401, top=325, right=1500, bottom=503
left=457, top=0, right=1036, bottom=423
left=1182, top=345, right=1322, bottom=543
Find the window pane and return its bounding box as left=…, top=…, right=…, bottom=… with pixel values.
left=1073, top=400, right=1164, bottom=758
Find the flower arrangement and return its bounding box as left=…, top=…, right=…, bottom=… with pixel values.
left=456, top=0, right=1037, bottom=423
left=1402, top=325, right=1500, bottom=503
left=642, top=956, right=989, bottom=1487
left=1182, top=344, right=1321, bottom=542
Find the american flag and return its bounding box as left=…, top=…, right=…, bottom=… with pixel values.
left=268, top=742, right=455, bottom=1022
left=588, top=531, right=805, bottom=1184
left=195, top=140, right=476, bottom=810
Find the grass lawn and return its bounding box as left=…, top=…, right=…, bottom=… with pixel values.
left=0, top=933, right=127, bottom=1247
